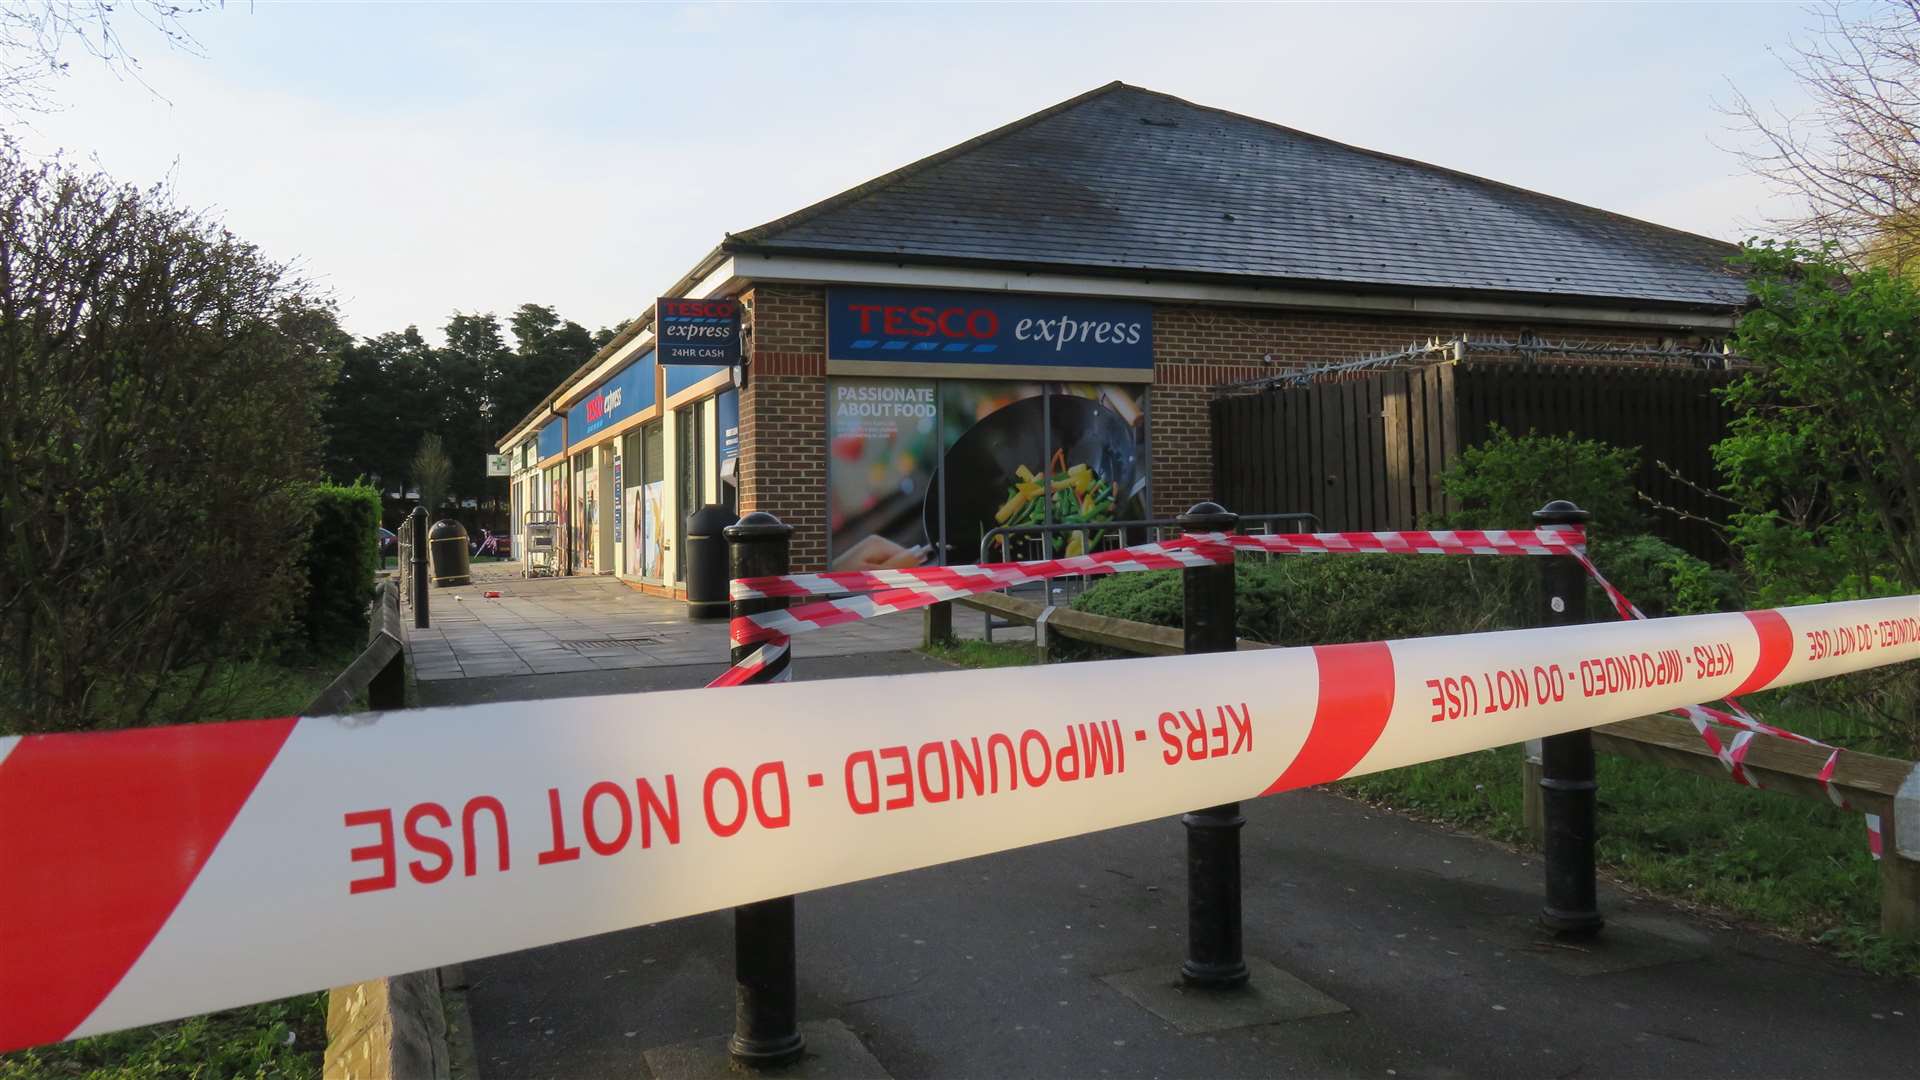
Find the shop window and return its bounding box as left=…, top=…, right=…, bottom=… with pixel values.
left=628, top=421, right=666, bottom=581
left=827, top=380, right=1151, bottom=571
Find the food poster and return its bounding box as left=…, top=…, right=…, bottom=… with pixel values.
left=639, top=481, right=667, bottom=580
left=827, top=378, right=941, bottom=571
left=940, top=381, right=1149, bottom=564
left=579, top=467, right=598, bottom=571
left=826, top=378, right=1150, bottom=570
left=624, top=486, right=645, bottom=577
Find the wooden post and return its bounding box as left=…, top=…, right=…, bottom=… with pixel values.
left=1034, top=605, right=1058, bottom=664
left=1885, top=776, right=1920, bottom=939
left=923, top=600, right=954, bottom=649
left=1521, top=739, right=1545, bottom=846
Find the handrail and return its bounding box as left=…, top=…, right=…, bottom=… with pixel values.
left=303, top=578, right=407, bottom=716
left=977, top=511, right=1318, bottom=564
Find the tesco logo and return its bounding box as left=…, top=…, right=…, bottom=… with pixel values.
left=846, top=303, right=999, bottom=340
left=584, top=386, right=623, bottom=423
left=660, top=299, right=738, bottom=319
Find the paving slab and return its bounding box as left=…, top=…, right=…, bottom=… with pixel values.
left=401, top=572, right=990, bottom=683
left=1100, top=956, right=1348, bottom=1034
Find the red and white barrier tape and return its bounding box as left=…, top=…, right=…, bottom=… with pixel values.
left=718, top=529, right=1583, bottom=655
left=1, top=595, right=1914, bottom=1053
left=1569, top=534, right=1884, bottom=852
left=717, top=524, right=1901, bottom=854
left=730, top=528, right=1586, bottom=600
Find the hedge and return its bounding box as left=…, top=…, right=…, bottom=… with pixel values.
left=300, top=483, right=383, bottom=649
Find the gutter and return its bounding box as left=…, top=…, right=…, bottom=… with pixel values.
left=716, top=239, right=1749, bottom=320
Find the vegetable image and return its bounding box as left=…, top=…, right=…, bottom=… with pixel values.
left=991, top=449, right=1117, bottom=555
left=925, top=392, right=1145, bottom=564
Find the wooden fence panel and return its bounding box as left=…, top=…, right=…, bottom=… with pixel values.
left=1212, top=361, right=1737, bottom=555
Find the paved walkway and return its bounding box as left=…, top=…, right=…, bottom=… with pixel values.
left=404, top=563, right=1003, bottom=683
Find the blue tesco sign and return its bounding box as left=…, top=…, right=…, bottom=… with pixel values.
left=536, top=421, right=564, bottom=460
left=568, top=351, right=657, bottom=446
left=827, top=287, right=1152, bottom=370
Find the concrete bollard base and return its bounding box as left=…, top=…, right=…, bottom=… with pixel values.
left=643, top=1018, right=890, bottom=1079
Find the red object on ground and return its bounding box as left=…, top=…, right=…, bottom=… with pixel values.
left=483, top=590, right=502, bottom=599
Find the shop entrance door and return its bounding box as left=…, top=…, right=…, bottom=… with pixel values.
left=594, top=444, right=616, bottom=573
left=675, top=404, right=704, bottom=585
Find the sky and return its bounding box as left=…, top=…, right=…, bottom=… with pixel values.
left=18, top=1, right=1821, bottom=344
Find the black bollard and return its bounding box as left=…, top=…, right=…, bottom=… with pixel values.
left=410, top=508, right=430, bottom=630
left=723, top=511, right=805, bottom=1066
left=1534, top=499, right=1604, bottom=938
left=1177, top=501, right=1249, bottom=989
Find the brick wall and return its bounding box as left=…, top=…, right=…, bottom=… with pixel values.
left=740, top=285, right=829, bottom=571
left=1148, top=305, right=1680, bottom=517
left=736, top=283, right=1699, bottom=567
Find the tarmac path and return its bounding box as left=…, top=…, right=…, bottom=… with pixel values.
left=417, top=651, right=1918, bottom=1080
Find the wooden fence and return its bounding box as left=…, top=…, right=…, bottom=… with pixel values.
left=1211, top=361, right=1737, bottom=556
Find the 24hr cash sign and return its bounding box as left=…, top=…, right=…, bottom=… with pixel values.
left=0, top=595, right=1915, bottom=1051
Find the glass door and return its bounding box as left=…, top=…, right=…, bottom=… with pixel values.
left=637, top=421, right=666, bottom=582
left=675, top=404, right=704, bottom=584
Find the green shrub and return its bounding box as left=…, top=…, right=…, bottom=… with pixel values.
left=1070, top=555, right=1514, bottom=649
left=1438, top=424, right=1642, bottom=532
left=1586, top=535, right=1741, bottom=618
left=299, top=483, right=382, bottom=649
left=0, top=148, right=338, bottom=734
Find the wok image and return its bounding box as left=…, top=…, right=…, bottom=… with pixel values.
left=926, top=393, right=1142, bottom=562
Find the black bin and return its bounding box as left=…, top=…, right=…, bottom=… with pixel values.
left=429, top=518, right=472, bottom=587
left=685, top=504, right=739, bottom=620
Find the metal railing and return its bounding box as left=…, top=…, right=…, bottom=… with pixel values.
left=972, top=510, right=1316, bottom=643
left=394, top=506, right=429, bottom=629
left=976, top=511, right=1318, bottom=565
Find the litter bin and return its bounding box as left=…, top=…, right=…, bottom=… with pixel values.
left=429, top=519, right=472, bottom=587
left=685, top=503, right=739, bottom=620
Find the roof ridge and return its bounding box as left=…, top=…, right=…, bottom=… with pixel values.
left=1114, top=84, right=1738, bottom=258
left=725, top=81, right=1131, bottom=249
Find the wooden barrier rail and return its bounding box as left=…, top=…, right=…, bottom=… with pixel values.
left=945, top=592, right=1920, bottom=938
left=305, top=578, right=406, bottom=716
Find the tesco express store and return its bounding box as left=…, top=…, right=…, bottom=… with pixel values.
left=496, top=282, right=1160, bottom=592
left=501, top=340, right=740, bottom=594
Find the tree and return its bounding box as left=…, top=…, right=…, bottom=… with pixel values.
left=1725, top=2, right=1920, bottom=270
left=499, top=302, right=595, bottom=430
left=0, top=1, right=212, bottom=118
left=1720, top=241, right=1920, bottom=754
left=436, top=311, right=509, bottom=505
left=591, top=317, right=630, bottom=351
left=321, top=326, right=435, bottom=493
left=411, top=432, right=452, bottom=514
left=0, top=145, right=337, bottom=733
left=1718, top=241, right=1920, bottom=602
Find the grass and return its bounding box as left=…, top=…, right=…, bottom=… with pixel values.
left=921, top=638, right=1040, bottom=669
left=0, top=647, right=361, bottom=1077
left=926, top=638, right=1920, bottom=976
left=195, top=646, right=364, bottom=721
left=0, top=994, right=328, bottom=1079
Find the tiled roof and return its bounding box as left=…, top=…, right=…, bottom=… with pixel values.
left=727, top=83, right=1746, bottom=310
